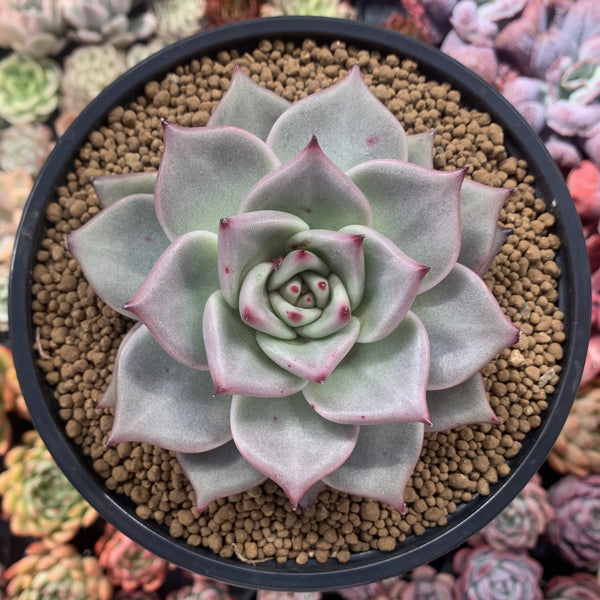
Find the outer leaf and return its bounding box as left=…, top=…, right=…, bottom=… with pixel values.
left=92, top=171, right=157, bottom=208
left=458, top=177, right=513, bottom=273
left=156, top=122, right=280, bottom=239
left=124, top=231, right=218, bottom=370
left=256, top=317, right=360, bottom=383
left=406, top=130, right=436, bottom=168
left=203, top=291, right=307, bottom=397
left=108, top=325, right=232, bottom=453
left=267, top=65, right=408, bottom=171
left=340, top=225, right=428, bottom=343
left=286, top=229, right=365, bottom=309
left=347, top=160, right=463, bottom=293
left=231, top=393, right=359, bottom=508
left=177, top=442, right=266, bottom=513
left=218, top=210, right=309, bottom=308
left=304, top=312, right=430, bottom=425
left=323, top=422, right=425, bottom=512
left=411, top=264, right=520, bottom=390
left=239, top=136, right=372, bottom=230
left=67, top=194, right=170, bottom=318
left=426, top=373, right=499, bottom=432
left=207, top=65, right=291, bottom=141
left=476, top=226, right=512, bottom=277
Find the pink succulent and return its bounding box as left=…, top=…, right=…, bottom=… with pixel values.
left=544, top=572, right=600, bottom=600
left=400, top=0, right=458, bottom=45
left=453, top=546, right=543, bottom=600
left=401, top=564, right=454, bottom=599
left=165, top=576, right=232, bottom=600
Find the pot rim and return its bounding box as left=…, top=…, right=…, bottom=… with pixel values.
left=9, top=16, right=591, bottom=591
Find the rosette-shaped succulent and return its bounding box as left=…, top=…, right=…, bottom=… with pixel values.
left=204, top=0, right=259, bottom=26
left=0, top=167, right=32, bottom=266
left=468, top=473, right=553, bottom=551
left=70, top=66, right=519, bottom=511
left=0, top=430, right=98, bottom=544
left=545, top=573, right=600, bottom=600
left=153, top=0, right=206, bottom=43
left=94, top=523, right=169, bottom=592
left=260, top=0, right=356, bottom=19
left=0, top=52, right=60, bottom=124
left=165, top=576, right=232, bottom=600
left=0, top=0, right=67, bottom=57
left=547, top=474, right=600, bottom=569
left=62, top=0, right=156, bottom=48
left=0, top=122, right=54, bottom=176
left=2, top=540, right=113, bottom=600
left=453, top=546, right=543, bottom=600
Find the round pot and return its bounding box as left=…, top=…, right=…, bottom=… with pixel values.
left=9, top=17, right=591, bottom=591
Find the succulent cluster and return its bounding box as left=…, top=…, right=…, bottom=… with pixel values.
left=70, top=65, right=517, bottom=512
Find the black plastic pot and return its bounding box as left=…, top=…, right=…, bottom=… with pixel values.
left=9, top=17, right=591, bottom=591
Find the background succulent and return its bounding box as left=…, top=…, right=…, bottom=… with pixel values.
left=152, top=0, right=206, bottom=43
left=260, top=0, right=356, bottom=19
left=0, top=52, right=61, bottom=124
left=0, top=122, right=54, bottom=175
left=0, top=167, right=32, bottom=268
left=165, top=576, right=233, bottom=600
left=2, top=540, right=112, bottom=600
left=544, top=572, right=600, bottom=599
left=0, top=429, right=98, bottom=544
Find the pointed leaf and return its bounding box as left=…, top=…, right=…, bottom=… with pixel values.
left=207, top=65, right=291, bottom=141
left=93, top=171, right=157, bottom=208
left=203, top=291, right=307, bottom=397
left=304, top=312, right=430, bottom=425
left=256, top=317, right=360, bottom=383
left=406, top=130, right=436, bottom=168
left=177, top=441, right=266, bottom=513
left=458, top=177, right=513, bottom=273
left=124, top=231, right=218, bottom=370
left=426, top=373, right=499, bottom=432
left=340, top=225, right=428, bottom=343
left=108, top=325, right=232, bottom=453
left=411, top=264, right=520, bottom=390
left=348, top=160, right=464, bottom=292
left=218, top=210, right=309, bottom=308
left=323, top=422, right=425, bottom=512
left=156, top=122, right=280, bottom=239
left=267, top=248, right=329, bottom=290
left=267, top=65, right=408, bottom=171
left=240, top=137, right=372, bottom=230
left=67, top=194, right=170, bottom=318
left=231, top=393, right=358, bottom=508
left=286, top=229, right=365, bottom=309
left=476, top=226, right=512, bottom=277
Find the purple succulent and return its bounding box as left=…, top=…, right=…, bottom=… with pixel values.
left=69, top=66, right=518, bottom=511
left=544, top=572, right=600, bottom=600
left=546, top=474, right=600, bottom=569
left=453, top=546, right=543, bottom=600
left=400, top=0, right=458, bottom=45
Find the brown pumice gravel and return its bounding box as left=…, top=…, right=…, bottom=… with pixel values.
left=31, top=38, right=564, bottom=565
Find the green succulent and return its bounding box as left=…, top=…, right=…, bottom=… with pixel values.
left=0, top=53, right=61, bottom=124
left=153, top=0, right=206, bottom=43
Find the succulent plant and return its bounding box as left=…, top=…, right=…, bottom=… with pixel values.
left=60, top=44, right=127, bottom=115
left=0, top=52, right=61, bottom=125
left=2, top=540, right=113, bottom=600
left=0, top=345, right=30, bottom=420
left=467, top=472, right=553, bottom=551
left=544, top=572, right=600, bottom=600
left=401, top=565, right=455, bottom=599
left=546, top=474, right=600, bottom=569
left=0, top=0, right=67, bottom=58
left=256, top=593, right=321, bottom=600
left=452, top=545, right=543, bottom=600
left=94, top=523, right=170, bottom=592
left=62, top=0, right=157, bottom=48
left=0, top=167, right=32, bottom=267
left=165, top=576, right=232, bottom=600
left=126, top=37, right=169, bottom=70
left=0, top=266, right=7, bottom=333
left=0, top=122, right=54, bottom=176
left=152, top=0, right=206, bottom=43
left=400, top=0, right=458, bottom=45
left=0, top=429, right=98, bottom=544
left=114, top=591, right=162, bottom=600
left=260, top=0, right=356, bottom=19
left=69, top=66, right=518, bottom=512
left=204, top=0, right=259, bottom=26
left=0, top=345, right=13, bottom=454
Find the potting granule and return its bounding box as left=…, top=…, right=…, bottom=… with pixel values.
left=30, top=38, right=564, bottom=564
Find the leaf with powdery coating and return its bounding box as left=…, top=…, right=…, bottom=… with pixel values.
left=476, top=226, right=512, bottom=277
left=341, top=225, right=428, bottom=343
left=218, top=210, right=309, bottom=308
left=406, top=130, right=436, bottom=168
left=231, top=393, right=358, bottom=508
left=92, top=171, right=156, bottom=208
left=412, top=264, right=520, bottom=390
left=303, top=312, right=430, bottom=425
left=426, top=373, right=499, bottom=432
left=267, top=65, right=408, bottom=171
left=108, top=325, right=232, bottom=453
left=156, top=122, right=280, bottom=240
left=348, top=160, right=463, bottom=292
left=203, top=291, right=307, bottom=397
left=177, top=441, right=266, bottom=513
left=323, top=421, right=425, bottom=512
left=67, top=194, right=170, bottom=319
left=239, top=136, right=372, bottom=231
left=207, top=65, right=291, bottom=141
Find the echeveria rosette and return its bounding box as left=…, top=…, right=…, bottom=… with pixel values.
left=68, top=65, right=519, bottom=512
